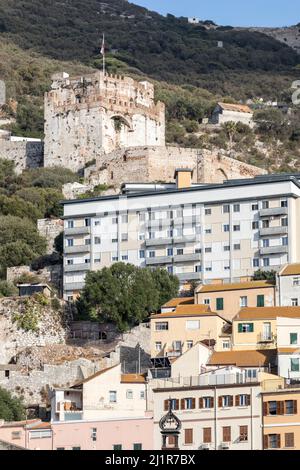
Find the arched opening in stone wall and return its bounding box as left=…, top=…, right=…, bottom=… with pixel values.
left=217, top=168, right=228, bottom=183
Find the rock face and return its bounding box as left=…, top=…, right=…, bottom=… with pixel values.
left=44, top=71, right=165, bottom=172
left=0, top=297, right=67, bottom=364
left=239, top=25, right=300, bottom=54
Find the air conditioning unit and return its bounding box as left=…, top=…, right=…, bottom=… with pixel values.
left=200, top=443, right=210, bottom=450
left=220, top=442, right=230, bottom=450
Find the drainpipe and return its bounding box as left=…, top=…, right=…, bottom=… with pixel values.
left=250, top=387, right=253, bottom=450
left=214, top=387, right=217, bottom=450
left=261, top=393, right=264, bottom=451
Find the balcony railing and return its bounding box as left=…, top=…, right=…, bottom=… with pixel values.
left=146, top=256, right=173, bottom=266
left=64, top=282, right=85, bottom=291
left=259, top=246, right=288, bottom=255
left=176, top=272, right=202, bottom=281
left=259, top=207, right=288, bottom=217
left=64, top=263, right=91, bottom=272
left=145, top=238, right=173, bottom=247
left=64, top=227, right=90, bottom=236
left=64, top=245, right=90, bottom=254
left=257, top=333, right=275, bottom=343
left=259, top=227, right=288, bottom=237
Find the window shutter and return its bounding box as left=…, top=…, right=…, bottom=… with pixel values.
left=235, top=395, right=240, bottom=406
left=181, top=399, right=185, bottom=410
left=263, top=435, right=269, bottom=449
left=229, top=395, right=233, bottom=407
left=294, top=400, right=298, bottom=414
left=192, top=398, right=196, bottom=409
left=238, top=323, right=243, bottom=333
left=211, top=397, right=214, bottom=408
left=277, top=401, right=284, bottom=415
left=185, top=429, right=193, bottom=444
left=246, top=395, right=251, bottom=406
left=263, top=402, right=268, bottom=416
left=199, top=398, right=203, bottom=409
left=203, top=428, right=212, bottom=444
left=277, top=434, right=281, bottom=449
left=175, top=399, right=179, bottom=410
left=249, top=323, right=254, bottom=333
left=164, top=400, right=168, bottom=411
left=218, top=396, right=223, bottom=407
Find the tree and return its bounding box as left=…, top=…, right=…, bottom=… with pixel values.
left=0, top=216, right=46, bottom=255
left=0, top=387, right=26, bottom=421
left=76, top=263, right=179, bottom=331
left=253, top=269, right=276, bottom=282
left=0, top=281, right=18, bottom=297
left=222, top=121, right=238, bottom=150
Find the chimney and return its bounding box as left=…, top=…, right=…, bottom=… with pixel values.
left=174, top=168, right=193, bottom=189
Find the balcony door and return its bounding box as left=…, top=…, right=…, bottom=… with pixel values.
left=263, top=322, right=271, bottom=340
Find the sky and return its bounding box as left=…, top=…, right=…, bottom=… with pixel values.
left=133, top=0, right=299, bottom=27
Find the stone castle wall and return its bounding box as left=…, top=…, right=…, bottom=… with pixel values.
left=86, top=146, right=266, bottom=189
left=37, top=218, right=64, bottom=254
left=0, top=140, right=44, bottom=174
left=44, top=71, right=165, bottom=172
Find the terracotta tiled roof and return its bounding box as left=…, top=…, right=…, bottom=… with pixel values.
left=277, top=348, right=300, bottom=354
left=208, top=349, right=277, bottom=367
left=218, top=102, right=252, bottom=114
left=151, top=304, right=215, bottom=319
left=234, top=307, right=300, bottom=321
left=162, top=297, right=194, bottom=308
left=280, top=264, right=300, bottom=277
left=196, top=280, right=275, bottom=294
left=120, top=374, right=147, bottom=384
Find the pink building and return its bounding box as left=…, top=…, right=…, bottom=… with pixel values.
left=0, top=416, right=153, bottom=450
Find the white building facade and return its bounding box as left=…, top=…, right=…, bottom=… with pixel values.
left=62, top=175, right=300, bottom=300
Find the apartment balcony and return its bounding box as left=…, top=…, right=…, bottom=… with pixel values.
left=146, top=218, right=171, bottom=229
left=173, top=235, right=196, bottom=244
left=259, top=227, right=288, bottom=237
left=57, top=401, right=83, bottom=413
left=176, top=272, right=202, bottom=282
left=64, top=282, right=85, bottom=291
left=259, top=246, right=288, bottom=255
left=64, top=245, right=90, bottom=254
left=146, top=256, right=173, bottom=266
left=145, top=238, right=173, bottom=247
left=173, top=215, right=201, bottom=226
left=257, top=333, right=275, bottom=343
left=166, top=350, right=182, bottom=358
left=64, top=227, right=90, bottom=236
left=259, top=207, right=288, bottom=217
left=64, top=263, right=91, bottom=273
left=173, top=253, right=201, bottom=263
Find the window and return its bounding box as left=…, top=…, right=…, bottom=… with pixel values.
left=149, top=251, right=156, bottom=258
left=167, top=229, right=173, bottom=237
left=281, top=200, right=288, bottom=208
left=187, top=341, right=193, bottom=349
left=238, top=323, right=254, bottom=333
left=247, top=369, right=257, bottom=379
left=236, top=394, right=250, bottom=407
left=67, top=259, right=74, bottom=265
left=222, top=426, right=231, bottom=442
left=233, top=225, right=240, bottom=232
left=224, top=245, right=230, bottom=252
left=262, top=201, right=269, bottom=209
left=140, top=391, right=145, bottom=399
left=268, top=434, right=280, bottom=449
left=203, top=428, right=212, bottom=444
left=94, top=236, right=101, bottom=244
left=167, top=248, right=173, bottom=256
left=252, top=221, right=259, bottom=230
left=292, top=299, right=298, bottom=307
left=85, top=238, right=91, bottom=245
left=222, top=340, right=230, bottom=350
left=267, top=401, right=278, bottom=415
left=263, top=258, right=270, bottom=267
left=205, top=247, right=212, bottom=253
left=282, top=237, right=288, bottom=246
left=233, top=204, right=240, bottom=212
left=234, top=243, right=241, bottom=250
left=121, top=253, right=128, bottom=261
left=177, top=249, right=184, bottom=255
left=216, top=298, right=224, bottom=311
left=84, top=258, right=90, bottom=264
left=205, top=208, right=212, bottom=215
left=67, top=239, right=73, bottom=247
left=184, top=428, right=193, bottom=444
left=91, top=428, right=97, bottom=441
left=139, top=233, right=145, bottom=241
left=139, top=212, right=146, bottom=222
left=204, top=299, right=210, bottom=305
left=285, top=400, right=297, bottom=415
left=113, top=445, right=122, bottom=450
left=290, top=333, right=298, bottom=345
left=121, top=214, right=128, bottom=224
left=223, top=204, right=230, bottom=213
left=262, top=220, right=269, bottom=229
left=112, top=217, right=118, bottom=225
left=263, top=239, right=269, bottom=248
left=293, top=277, right=300, bottom=286
left=291, top=358, right=300, bottom=372
left=56, top=448, right=65, bottom=450
left=94, top=220, right=101, bottom=226
left=85, top=218, right=91, bottom=227
left=240, top=296, right=248, bottom=307
left=239, top=426, right=248, bottom=442
left=253, top=258, right=260, bottom=267
left=186, top=320, right=200, bottom=330
left=72, top=447, right=81, bottom=451
left=133, top=443, right=142, bottom=450
left=139, top=250, right=145, bottom=259
left=220, top=396, right=233, bottom=408
left=148, top=232, right=155, bottom=240
left=126, top=390, right=133, bottom=399
left=257, top=295, right=265, bottom=307
left=252, top=204, right=259, bottom=211
left=285, top=433, right=294, bottom=448
left=201, top=397, right=214, bottom=409
left=176, top=208, right=183, bottom=218
left=205, top=227, right=212, bottom=234
left=109, top=391, right=117, bottom=403
left=281, top=218, right=288, bottom=227
left=67, top=220, right=74, bottom=228
left=185, top=398, right=195, bottom=410
left=223, top=224, right=230, bottom=232
left=155, top=342, right=162, bottom=352
left=167, top=266, right=173, bottom=275
left=155, top=322, right=168, bottom=331
left=173, top=341, right=181, bottom=352
left=121, top=233, right=128, bottom=242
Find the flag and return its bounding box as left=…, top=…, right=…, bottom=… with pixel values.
left=100, top=34, right=105, bottom=56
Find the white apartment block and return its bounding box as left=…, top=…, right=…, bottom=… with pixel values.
left=62, top=174, right=300, bottom=300
left=277, top=264, right=300, bottom=306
